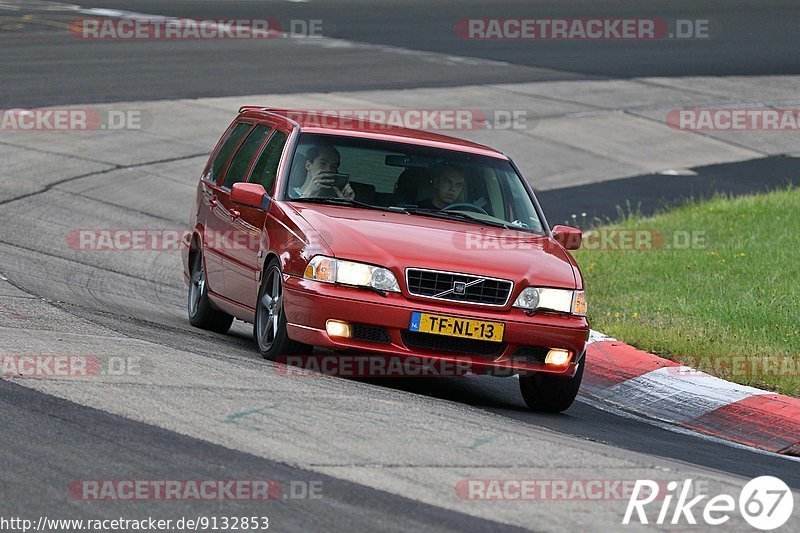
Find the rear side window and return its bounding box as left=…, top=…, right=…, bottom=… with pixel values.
left=206, top=122, right=251, bottom=184
left=222, top=125, right=273, bottom=189
left=249, top=130, right=288, bottom=195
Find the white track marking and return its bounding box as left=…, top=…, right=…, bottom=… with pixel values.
left=597, top=366, right=769, bottom=424
left=658, top=168, right=699, bottom=176
left=577, top=395, right=800, bottom=463
left=588, top=329, right=616, bottom=344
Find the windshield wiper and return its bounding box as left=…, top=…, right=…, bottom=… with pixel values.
left=291, top=197, right=396, bottom=212
left=403, top=208, right=513, bottom=229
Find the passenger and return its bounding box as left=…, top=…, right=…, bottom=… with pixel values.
left=417, top=164, right=466, bottom=210
left=292, top=143, right=355, bottom=200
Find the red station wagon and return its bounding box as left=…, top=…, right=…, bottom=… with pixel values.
left=183, top=107, right=589, bottom=412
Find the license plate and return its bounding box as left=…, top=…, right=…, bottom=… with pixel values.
left=409, top=311, right=504, bottom=342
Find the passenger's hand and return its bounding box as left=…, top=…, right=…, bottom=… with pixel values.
left=301, top=170, right=336, bottom=197
left=336, top=183, right=355, bottom=201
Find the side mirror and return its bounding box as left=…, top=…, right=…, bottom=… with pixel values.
left=552, top=225, right=582, bottom=250
left=231, top=182, right=268, bottom=209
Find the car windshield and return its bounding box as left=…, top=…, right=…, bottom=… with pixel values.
left=283, top=133, right=545, bottom=234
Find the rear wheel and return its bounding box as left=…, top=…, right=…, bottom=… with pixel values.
left=519, top=357, right=584, bottom=412
left=188, top=251, right=233, bottom=333
left=254, top=259, right=311, bottom=360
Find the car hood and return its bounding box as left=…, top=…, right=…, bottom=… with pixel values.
left=290, top=204, right=579, bottom=289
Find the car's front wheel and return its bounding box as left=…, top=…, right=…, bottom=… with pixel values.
left=255, top=259, right=311, bottom=360
left=188, top=251, right=233, bottom=333
left=519, top=357, right=584, bottom=412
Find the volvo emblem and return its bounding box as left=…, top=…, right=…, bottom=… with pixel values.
left=453, top=281, right=467, bottom=295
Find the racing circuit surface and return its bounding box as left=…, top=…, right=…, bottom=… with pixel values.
left=1, top=1, right=799, bottom=531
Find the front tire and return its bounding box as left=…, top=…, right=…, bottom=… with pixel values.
left=188, top=251, right=233, bottom=333
left=254, top=259, right=310, bottom=360
left=519, top=357, right=584, bottom=412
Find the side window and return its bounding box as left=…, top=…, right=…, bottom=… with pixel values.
left=222, top=125, right=273, bottom=189
left=205, top=123, right=252, bottom=184
left=248, top=130, right=288, bottom=195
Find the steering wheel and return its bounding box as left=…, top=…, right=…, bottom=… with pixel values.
left=442, top=202, right=489, bottom=215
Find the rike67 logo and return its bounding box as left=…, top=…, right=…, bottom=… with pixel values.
left=624, top=476, right=794, bottom=530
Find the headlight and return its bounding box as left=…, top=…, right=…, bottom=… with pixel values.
left=571, top=290, right=587, bottom=316
left=514, top=287, right=587, bottom=316
left=304, top=256, right=400, bottom=292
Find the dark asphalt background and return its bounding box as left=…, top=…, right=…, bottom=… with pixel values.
left=2, top=0, right=800, bottom=106
left=541, top=155, right=800, bottom=227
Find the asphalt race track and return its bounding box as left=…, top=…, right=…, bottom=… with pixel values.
left=1, top=1, right=799, bottom=531
left=4, top=0, right=800, bottom=106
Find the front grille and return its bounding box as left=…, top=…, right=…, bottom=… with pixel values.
left=401, top=330, right=504, bottom=357
left=351, top=324, right=391, bottom=344
left=406, top=268, right=513, bottom=306
left=510, top=346, right=549, bottom=364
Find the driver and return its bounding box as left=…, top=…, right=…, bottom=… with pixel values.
left=417, top=164, right=465, bottom=210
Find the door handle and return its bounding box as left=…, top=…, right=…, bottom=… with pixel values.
left=230, top=209, right=240, bottom=221
left=209, top=197, right=218, bottom=207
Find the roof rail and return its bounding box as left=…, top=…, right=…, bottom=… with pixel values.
left=237, top=107, right=302, bottom=130
left=238, top=105, right=269, bottom=113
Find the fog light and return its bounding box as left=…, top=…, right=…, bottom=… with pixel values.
left=326, top=320, right=351, bottom=338
left=545, top=349, right=571, bottom=366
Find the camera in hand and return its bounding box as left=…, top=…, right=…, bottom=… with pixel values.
left=328, top=173, right=350, bottom=189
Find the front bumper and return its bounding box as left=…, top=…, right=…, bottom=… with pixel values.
left=283, top=276, right=589, bottom=377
